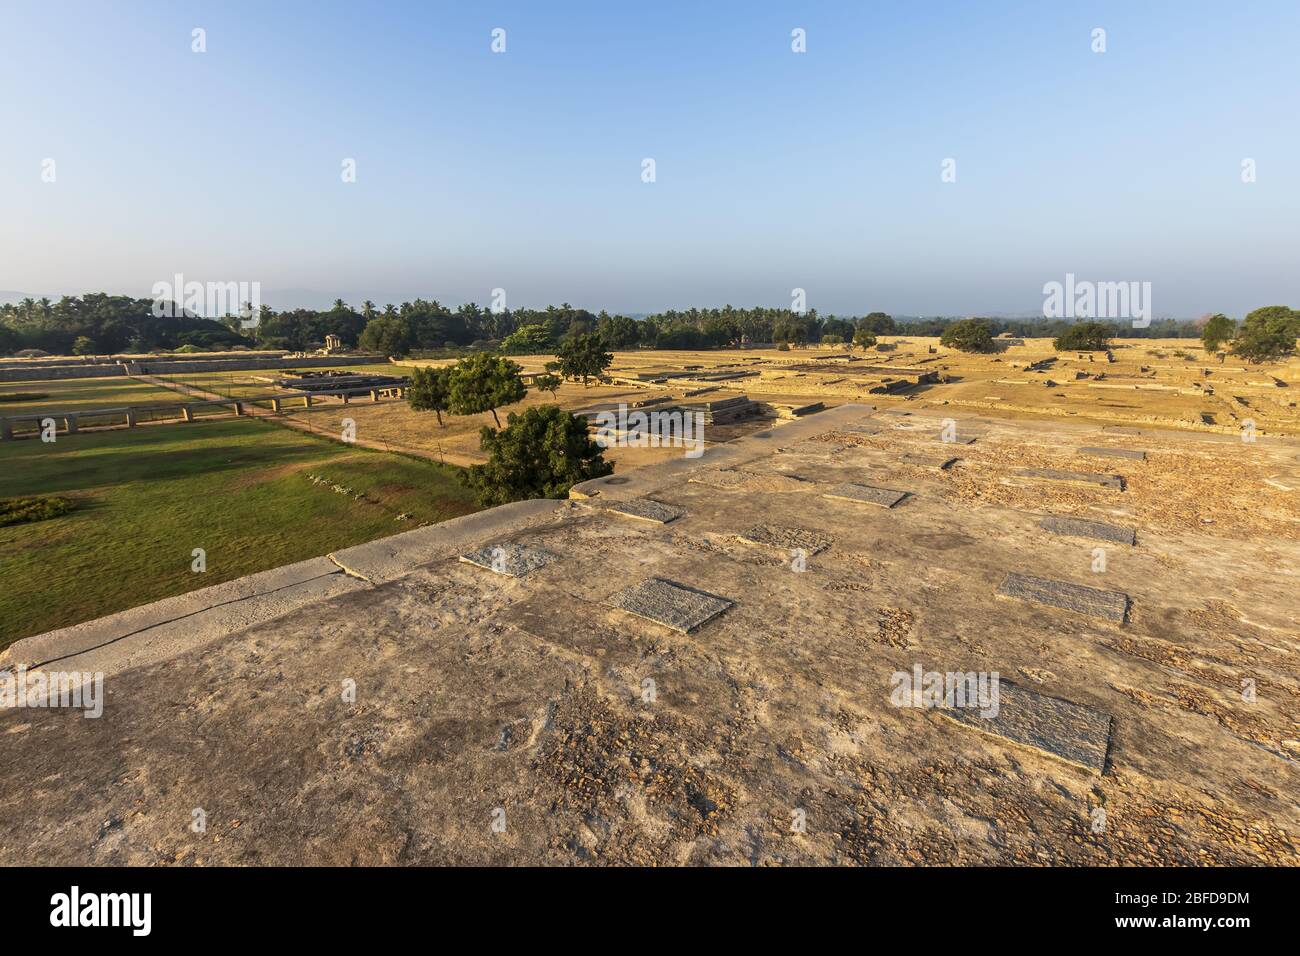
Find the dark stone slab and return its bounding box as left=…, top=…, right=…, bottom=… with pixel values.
left=605, top=498, right=685, bottom=524
left=996, top=572, right=1129, bottom=622
left=822, top=483, right=908, bottom=508
left=945, top=680, right=1111, bottom=772
left=1079, top=446, right=1146, bottom=461
left=459, top=543, right=557, bottom=577
left=901, top=453, right=959, bottom=471
left=1040, top=515, right=1136, bottom=546
left=736, top=524, right=832, bottom=555
left=607, top=577, right=733, bottom=633
left=1016, top=468, right=1124, bottom=490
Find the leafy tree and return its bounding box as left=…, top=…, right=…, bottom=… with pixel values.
left=407, top=365, right=453, bottom=425
left=940, top=319, right=995, bottom=353
left=1233, top=306, right=1299, bottom=363
left=821, top=333, right=843, bottom=346
left=358, top=315, right=413, bottom=356
left=534, top=372, right=562, bottom=398
left=859, top=312, right=897, bottom=335
left=556, top=333, right=612, bottom=386
left=852, top=328, right=877, bottom=351
left=500, top=324, right=554, bottom=355
left=464, top=404, right=613, bottom=507
left=1052, top=321, right=1114, bottom=352
left=448, top=352, right=526, bottom=427
left=71, top=336, right=96, bottom=355
left=1199, top=314, right=1236, bottom=353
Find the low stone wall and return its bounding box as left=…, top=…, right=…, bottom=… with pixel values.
left=0, top=354, right=371, bottom=383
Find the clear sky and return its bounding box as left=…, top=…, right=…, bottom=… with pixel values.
left=2, top=0, right=1297, bottom=316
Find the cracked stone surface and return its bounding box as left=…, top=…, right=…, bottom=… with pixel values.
left=1078, top=446, right=1147, bottom=461
left=1040, top=515, right=1137, bottom=546
left=822, top=482, right=908, bottom=508
left=606, top=577, right=733, bottom=633
left=735, top=524, right=833, bottom=555
left=1016, top=468, right=1124, bottom=490
left=605, top=498, right=686, bottom=524
left=996, top=572, right=1129, bottom=622
left=459, top=543, right=558, bottom=577
left=943, top=681, right=1112, bottom=772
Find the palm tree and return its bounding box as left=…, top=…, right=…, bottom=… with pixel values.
left=361, top=300, right=376, bottom=321
left=332, top=298, right=348, bottom=312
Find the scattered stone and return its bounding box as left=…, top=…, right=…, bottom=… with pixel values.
left=944, top=680, right=1112, bottom=772
left=1040, top=515, right=1136, bottom=546
left=459, top=543, right=557, bottom=577
left=735, top=524, right=832, bottom=555
left=1016, top=468, right=1124, bottom=490
left=937, top=434, right=977, bottom=445
left=688, top=469, right=747, bottom=489
left=822, top=483, right=908, bottom=508
left=1078, top=446, right=1146, bottom=461
left=607, top=577, right=733, bottom=633
left=900, top=453, right=958, bottom=471
left=605, top=498, right=685, bottom=524
left=996, top=572, right=1129, bottom=622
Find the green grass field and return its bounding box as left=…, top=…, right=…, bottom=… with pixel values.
left=0, top=377, right=185, bottom=413
left=0, top=417, right=478, bottom=647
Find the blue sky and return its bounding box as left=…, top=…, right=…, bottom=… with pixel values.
left=2, top=0, right=1297, bottom=316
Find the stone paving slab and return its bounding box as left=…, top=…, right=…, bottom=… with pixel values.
left=735, top=524, right=833, bottom=555
left=605, top=498, right=686, bottom=524
left=1015, top=468, right=1124, bottom=490
left=1040, top=515, right=1137, bottom=545
left=1078, top=446, right=1146, bottom=461
left=944, top=681, right=1112, bottom=772
left=606, top=577, right=734, bottom=633
left=459, top=543, right=558, bottom=577
left=996, top=572, right=1129, bottom=622
left=822, top=483, right=908, bottom=508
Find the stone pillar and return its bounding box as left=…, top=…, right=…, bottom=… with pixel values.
left=341, top=392, right=350, bottom=405
left=370, top=390, right=379, bottom=402
left=66, top=415, right=78, bottom=434
left=271, top=398, right=282, bottom=412
left=125, top=409, right=137, bottom=428
left=232, top=401, right=243, bottom=417
left=304, top=394, right=313, bottom=408
left=181, top=406, right=194, bottom=423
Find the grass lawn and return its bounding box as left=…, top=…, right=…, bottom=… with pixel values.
left=0, top=417, right=479, bottom=647
left=0, top=377, right=185, bottom=413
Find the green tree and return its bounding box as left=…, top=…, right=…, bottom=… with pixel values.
left=1199, top=314, right=1236, bottom=353
left=407, top=365, right=453, bottom=426
left=1052, top=321, right=1114, bottom=352
left=596, top=313, right=641, bottom=349
left=71, top=336, right=96, bottom=355
left=358, top=315, right=413, bottom=356
left=859, top=312, right=896, bottom=335
left=852, top=328, right=877, bottom=351
left=940, top=319, right=995, bottom=353
left=1233, top=306, right=1299, bottom=363
left=533, top=372, right=562, bottom=398
left=464, top=404, right=613, bottom=507
left=500, top=324, right=554, bottom=355
left=556, top=333, right=612, bottom=386
left=448, top=352, right=526, bottom=427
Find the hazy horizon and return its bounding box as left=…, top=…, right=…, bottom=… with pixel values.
left=3, top=0, right=1298, bottom=316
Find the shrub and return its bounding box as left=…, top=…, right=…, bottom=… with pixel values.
left=940, top=319, right=995, bottom=353
left=0, top=496, right=74, bottom=527
left=0, top=392, right=49, bottom=403
left=852, top=329, right=877, bottom=351
left=464, top=404, right=612, bottom=507
left=1052, top=321, right=1114, bottom=352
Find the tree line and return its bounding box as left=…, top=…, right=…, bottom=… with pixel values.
left=3, top=293, right=1295, bottom=358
